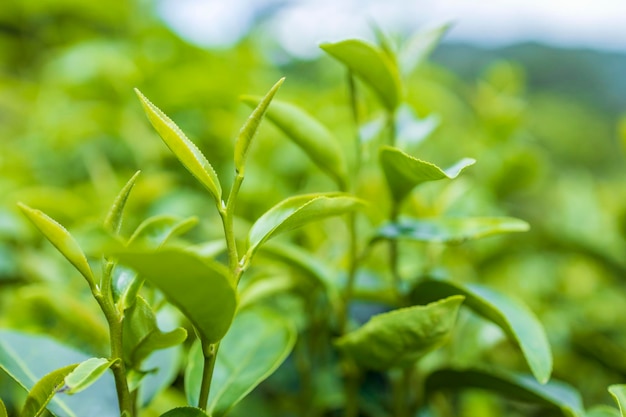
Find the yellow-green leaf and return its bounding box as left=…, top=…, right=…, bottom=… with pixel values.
left=609, top=385, right=626, bottom=417
left=0, top=399, right=7, bottom=417
left=104, top=170, right=141, bottom=235
left=20, top=364, right=78, bottom=417
left=399, top=23, right=451, bottom=75
left=64, top=358, right=116, bottom=395
left=135, top=89, right=222, bottom=202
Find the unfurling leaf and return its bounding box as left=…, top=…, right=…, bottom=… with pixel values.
left=412, top=279, right=552, bottom=383
left=104, top=170, right=141, bottom=235
left=379, top=146, right=475, bottom=202
left=20, top=364, right=78, bottom=417
left=241, top=98, right=348, bottom=190
left=18, top=204, right=95, bottom=288
left=235, top=78, right=284, bottom=174
left=135, top=89, right=222, bottom=202
left=115, top=247, right=236, bottom=344
left=63, top=358, right=116, bottom=395
left=336, top=295, right=464, bottom=370
left=320, top=39, right=402, bottom=110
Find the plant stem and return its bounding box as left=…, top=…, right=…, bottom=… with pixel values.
left=198, top=342, right=220, bottom=411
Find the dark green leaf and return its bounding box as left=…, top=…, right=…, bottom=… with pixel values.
left=21, top=364, right=78, bottom=417
left=399, top=23, right=451, bottom=75
left=63, top=358, right=115, bottom=395
left=115, top=247, right=236, bottom=344
left=609, top=385, right=626, bottom=417
left=247, top=193, right=363, bottom=259
left=135, top=89, right=222, bottom=202
left=412, top=279, right=552, bottom=383
left=425, top=368, right=584, bottom=417
left=104, top=170, right=141, bottom=235
left=159, top=407, right=209, bottom=417
left=234, top=78, right=284, bottom=174
left=187, top=308, right=296, bottom=416
left=17, top=203, right=95, bottom=288
left=379, top=146, right=475, bottom=202
left=320, top=39, right=402, bottom=110
left=336, top=295, right=464, bottom=370
left=240, top=98, right=349, bottom=190
left=375, top=216, right=530, bottom=245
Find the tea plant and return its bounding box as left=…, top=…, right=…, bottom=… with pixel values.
left=2, top=23, right=626, bottom=417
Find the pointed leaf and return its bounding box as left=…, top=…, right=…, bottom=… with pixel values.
left=609, top=385, right=626, bottom=417
left=247, top=193, right=363, bottom=258
left=115, top=247, right=236, bottom=344
left=320, top=39, right=402, bottom=110
left=336, top=295, right=464, bottom=370
left=234, top=78, right=284, bottom=173
left=159, top=407, right=209, bottom=417
left=135, top=89, right=222, bottom=202
left=104, top=171, right=141, bottom=235
left=240, top=97, right=348, bottom=189
left=399, top=23, right=451, bottom=75
left=379, top=146, right=475, bottom=202
left=186, top=308, right=296, bottom=416
left=21, top=364, right=78, bottom=417
left=412, top=279, right=552, bottom=383
left=425, top=368, right=584, bottom=417
left=17, top=203, right=95, bottom=288
left=375, top=217, right=530, bottom=245
left=63, top=358, right=116, bottom=395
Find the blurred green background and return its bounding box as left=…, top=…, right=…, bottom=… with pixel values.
left=1, top=0, right=626, bottom=415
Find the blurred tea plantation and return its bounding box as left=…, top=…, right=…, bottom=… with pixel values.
left=2, top=1, right=626, bottom=416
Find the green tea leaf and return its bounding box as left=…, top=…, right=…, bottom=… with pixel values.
left=399, top=23, right=451, bottom=75
left=234, top=78, right=284, bottom=174
left=379, top=146, right=475, bottom=202
left=412, top=279, right=552, bottom=383
left=159, top=407, right=209, bottom=417
left=104, top=170, right=141, bottom=235
left=128, top=215, right=199, bottom=248
left=0, top=399, right=7, bottom=417
left=63, top=358, right=115, bottom=395
left=335, top=295, right=464, bottom=370
left=115, top=247, right=236, bottom=344
left=609, top=385, right=626, bottom=417
left=241, top=97, right=349, bottom=189
left=425, top=368, right=584, bottom=417
left=375, top=216, right=530, bottom=245
left=135, top=89, right=222, bottom=202
left=21, top=364, right=78, bottom=417
left=247, top=193, right=363, bottom=258
left=0, top=330, right=118, bottom=416
left=320, top=39, right=402, bottom=110
left=186, top=308, right=296, bottom=416
left=122, top=296, right=187, bottom=366
left=17, top=203, right=95, bottom=288
left=587, top=406, right=622, bottom=417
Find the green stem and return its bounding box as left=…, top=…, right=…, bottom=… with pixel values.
left=198, top=342, right=220, bottom=411
left=347, top=71, right=362, bottom=175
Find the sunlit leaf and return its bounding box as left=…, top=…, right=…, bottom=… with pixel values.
left=379, top=146, right=475, bottom=202
left=412, top=279, right=552, bottom=383
left=186, top=308, right=296, bottom=416
left=135, top=89, right=222, bottom=202
left=234, top=78, right=284, bottom=174
left=247, top=193, right=363, bottom=259
left=587, top=406, right=622, bottom=417
left=399, top=23, right=452, bottom=75
left=425, top=368, right=584, bottom=417
left=336, top=295, right=464, bottom=370
left=104, top=170, right=141, bottom=235
left=241, top=97, right=349, bottom=190
left=114, top=247, right=236, bottom=344
left=320, top=39, right=402, bottom=110
left=63, top=358, right=115, bottom=395
left=375, top=216, right=530, bottom=245
left=159, top=407, right=209, bottom=417
left=21, top=364, right=78, bottom=417
left=127, top=215, right=199, bottom=248
left=17, top=203, right=95, bottom=288
left=609, top=385, right=626, bottom=417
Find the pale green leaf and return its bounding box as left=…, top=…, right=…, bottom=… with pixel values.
left=186, top=308, right=296, bottom=416
left=399, top=23, right=452, bottom=75
left=234, top=78, right=284, bottom=173
left=21, top=364, right=78, bottom=417
left=375, top=216, right=530, bottom=245
left=320, top=39, right=402, bottom=110
left=587, top=406, right=622, bottom=417
left=336, top=295, right=464, bottom=370
left=104, top=170, right=141, bottom=235
left=412, top=279, right=552, bottom=383
left=135, top=89, right=222, bottom=202
left=159, top=407, right=209, bottom=417
left=425, top=368, right=584, bottom=417
left=63, top=358, right=115, bottom=395
left=115, top=247, right=236, bottom=344
left=247, top=193, right=363, bottom=258
left=238, top=275, right=296, bottom=310
left=609, top=385, right=626, bottom=417
left=240, top=97, right=349, bottom=189
left=379, top=145, right=475, bottom=202
left=127, top=215, right=199, bottom=248
left=17, top=203, right=95, bottom=288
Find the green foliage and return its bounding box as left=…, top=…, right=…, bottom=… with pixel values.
left=21, top=364, right=78, bottom=417
left=609, top=385, right=626, bottom=417
left=63, top=358, right=116, bottom=395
